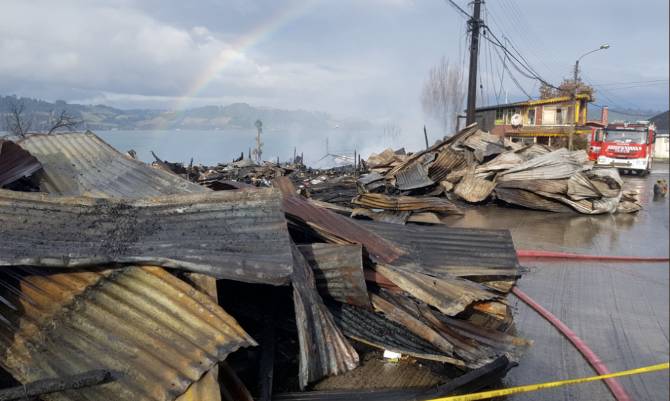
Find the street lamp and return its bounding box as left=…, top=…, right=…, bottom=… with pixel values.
left=569, top=44, right=610, bottom=149
left=574, top=44, right=610, bottom=85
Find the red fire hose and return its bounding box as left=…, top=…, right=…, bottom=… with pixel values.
left=512, top=287, right=632, bottom=401
left=517, top=249, right=669, bottom=262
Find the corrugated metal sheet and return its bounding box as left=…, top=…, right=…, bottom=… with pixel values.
left=385, top=124, right=479, bottom=179
left=494, top=187, right=573, bottom=213
left=374, top=264, right=498, bottom=316
left=368, top=293, right=459, bottom=360
left=475, top=152, right=523, bottom=177
left=453, top=174, right=496, bottom=203
left=0, top=266, right=256, bottom=401
left=427, top=148, right=465, bottom=182
left=588, top=168, right=623, bottom=197
left=536, top=190, right=619, bottom=215
left=0, top=140, right=42, bottom=187
left=394, top=160, right=434, bottom=190
left=329, top=303, right=452, bottom=363
left=567, top=172, right=602, bottom=200
left=350, top=208, right=411, bottom=225
left=357, top=220, right=520, bottom=278
left=462, top=131, right=506, bottom=162
left=371, top=290, right=525, bottom=369
left=12, top=131, right=228, bottom=399
left=296, top=243, right=370, bottom=308
left=18, top=132, right=205, bottom=197
left=352, top=193, right=462, bottom=214
left=0, top=188, right=293, bottom=285
left=291, top=245, right=359, bottom=389
left=496, top=179, right=569, bottom=194
left=497, top=148, right=586, bottom=182
left=274, top=176, right=403, bottom=264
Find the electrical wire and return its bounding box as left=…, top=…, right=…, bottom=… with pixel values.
left=591, top=79, right=669, bottom=87
left=442, top=0, right=470, bottom=19
left=482, top=25, right=558, bottom=89
left=489, top=38, right=533, bottom=99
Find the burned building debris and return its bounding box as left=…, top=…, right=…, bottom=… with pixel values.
left=6, top=125, right=634, bottom=399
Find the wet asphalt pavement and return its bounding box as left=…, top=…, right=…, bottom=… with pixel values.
left=445, top=163, right=669, bottom=401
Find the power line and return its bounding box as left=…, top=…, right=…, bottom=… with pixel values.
left=591, top=103, right=656, bottom=118
left=442, top=0, right=470, bottom=19
left=488, top=38, right=533, bottom=99
left=481, top=25, right=558, bottom=90
left=593, top=83, right=669, bottom=91
left=485, top=0, right=563, bottom=84
left=590, top=79, right=669, bottom=87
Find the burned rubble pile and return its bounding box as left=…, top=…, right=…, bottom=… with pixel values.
left=0, top=131, right=529, bottom=401
left=353, top=124, right=642, bottom=224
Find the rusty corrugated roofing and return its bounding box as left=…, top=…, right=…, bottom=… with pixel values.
left=394, top=160, right=434, bottom=190
left=0, top=188, right=293, bottom=285
left=0, top=266, right=256, bottom=401
left=291, top=245, right=359, bottom=389
left=453, top=174, right=496, bottom=203
left=374, top=264, right=498, bottom=316
left=329, top=303, right=452, bottom=363
left=494, top=187, right=573, bottom=213
left=0, top=140, right=42, bottom=187
left=274, top=176, right=403, bottom=264
left=18, top=132, right=205, bottom=197
left=427, top=148, right=465, bottom=182
left=352, top=193, right=463, bottom=214
left=357, top=220, right=520, bottom=278
left=9, top=131, right=233, bottom=399
left=297, top=243, right=370, bottom=308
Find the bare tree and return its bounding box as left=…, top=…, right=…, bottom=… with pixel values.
left=4, top=99, right=32, bottom=138
left=46, top=109, right=81, bottom=134
left=421, top=58, right=466, bottom=135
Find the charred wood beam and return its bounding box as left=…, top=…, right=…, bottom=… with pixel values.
left=0, top=370, right=116, bottom=401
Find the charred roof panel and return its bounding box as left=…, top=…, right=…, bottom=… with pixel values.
left=18, top=132, right=205, bottom=197
left=274, top=176, right=403, bottom=264
left=0, top=140, right=42, bottom=187
left=328, top=303, right=453, bottom=363
left=0, top=189, right=293, bottom=285
left=357, top=220, right=520, bottom=278
left=291, top=245, right=359, bottom=389
left=0, top=266, right=256, bottom=401
left=296, top=243, right=370, bottom=308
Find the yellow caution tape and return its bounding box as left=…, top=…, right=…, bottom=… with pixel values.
left=427, top=362, right=669, bottom=401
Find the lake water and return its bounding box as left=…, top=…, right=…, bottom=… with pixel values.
left=97, top=128, right=414, bottom=167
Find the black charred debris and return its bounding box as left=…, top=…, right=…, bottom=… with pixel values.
left=0, top=127, right=541, bottom=401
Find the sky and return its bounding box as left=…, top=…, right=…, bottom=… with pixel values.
left=0, top=0, right=668, bottom=136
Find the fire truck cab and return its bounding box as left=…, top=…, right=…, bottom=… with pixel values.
left=594, top=121, right=656, bottom=175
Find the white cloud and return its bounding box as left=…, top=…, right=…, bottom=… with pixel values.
left=0, top=0, right=370, bottom=112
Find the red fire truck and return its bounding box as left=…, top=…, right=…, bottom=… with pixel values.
left=591, top=121, right=656, bottom=175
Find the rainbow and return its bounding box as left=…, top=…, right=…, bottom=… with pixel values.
left=170, top=1, right=317, bottom=114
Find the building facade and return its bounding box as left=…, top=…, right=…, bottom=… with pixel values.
left=474, top=94, right=592, bottom=146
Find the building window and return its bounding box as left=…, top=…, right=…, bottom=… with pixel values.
left=528, top=108, right=536, bottom=125
left=556, top=108, right=563, bottom=124
left=495, top=108, right=503, bottom=122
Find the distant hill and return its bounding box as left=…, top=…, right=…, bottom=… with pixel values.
left=587, top=105, right=663, bottom=123
left=650, top=110, right=669, bottom=134
left=0, top=95, right=371, bottom=132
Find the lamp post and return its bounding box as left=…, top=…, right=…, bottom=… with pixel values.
left=569, top=44, right=610, bottom=150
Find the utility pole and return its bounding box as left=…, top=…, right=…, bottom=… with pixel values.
left=466, top=0, right=483, bottom=125
left=569, top=61, right=579, bottom=150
